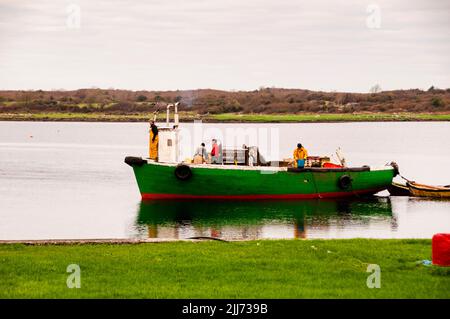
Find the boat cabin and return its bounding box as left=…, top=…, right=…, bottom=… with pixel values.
left=152, top=103, right=333, bottom=169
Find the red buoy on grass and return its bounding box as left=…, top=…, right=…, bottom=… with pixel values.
left=432, top=233, right=450, bottom=266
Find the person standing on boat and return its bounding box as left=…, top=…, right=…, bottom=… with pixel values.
left=149, top=120, right=159, bottom=161
left=193, top=143, right=208, bottom=164
left=243, top=144, right=257, bottom=166
left=210, top=139, right=221, bottom=164
left=293, top=143, right=308, bottom=168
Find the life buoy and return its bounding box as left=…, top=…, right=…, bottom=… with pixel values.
left=338, top=175, right=352, bottom=190
left=174, top=164, right=192, bottom=181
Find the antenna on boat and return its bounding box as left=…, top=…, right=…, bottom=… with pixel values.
left=336, top=147, right=347, bottom=167
left=152, top=110, right=159, bottom=122
left=151, top=102, right=160, bottom=122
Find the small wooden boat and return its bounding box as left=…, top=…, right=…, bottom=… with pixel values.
left=406, top=182, right=450, bottom=198
left=387, top=182, right=411, bottom=196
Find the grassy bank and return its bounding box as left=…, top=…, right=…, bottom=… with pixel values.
left=0, top=239, right=448, bottom=298
left=209, top=112, right=450, bottom=122
left=0, top=112, right=449, bottom=123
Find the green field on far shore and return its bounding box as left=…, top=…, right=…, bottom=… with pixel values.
left=0, top=112, right=449, bottom=123
left=1, top=239, right=448, bottom=298
left=209, top=112, right=450, bottom=122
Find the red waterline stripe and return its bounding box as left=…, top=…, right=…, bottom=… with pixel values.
left=141, top=188, right=385, bottom=200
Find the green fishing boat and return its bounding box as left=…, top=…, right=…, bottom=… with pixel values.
left=125, top=159, right=397, bottom=199
left=125, top=104, right=398, bottom=199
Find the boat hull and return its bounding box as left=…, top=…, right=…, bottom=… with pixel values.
left=388, top=182, right=412, bottom=196
left=127, top=159, right=395, bottom=200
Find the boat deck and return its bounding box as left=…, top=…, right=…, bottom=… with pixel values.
left=146, top=159, right=392, bottom=173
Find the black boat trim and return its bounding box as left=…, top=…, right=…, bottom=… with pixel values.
left=287, top=166, right=370, bottom=173
left=124, top=156, right=147, bottom=167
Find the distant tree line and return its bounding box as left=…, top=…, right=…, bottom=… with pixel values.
left=0, top=87, right=449, bottom=114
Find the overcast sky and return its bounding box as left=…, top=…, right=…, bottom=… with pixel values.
left=0, top=0, right=449, bottom=92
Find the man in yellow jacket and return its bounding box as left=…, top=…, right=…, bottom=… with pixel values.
left=293, top=143, right=308, bottom=168
left=149, top=120, right=159, bottom=160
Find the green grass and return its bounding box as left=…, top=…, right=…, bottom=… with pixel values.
left=0, top=112, right=449, bottom=122
left=0, top=239, right=448, bottom=298
left=208, top=112, right=450, bottom=122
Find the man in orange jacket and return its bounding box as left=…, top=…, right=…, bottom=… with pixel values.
left=293, top=143, right=308, bottom=168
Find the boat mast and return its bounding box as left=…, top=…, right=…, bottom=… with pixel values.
left=174, top=102, right=179, bottom=127
left=166, top=104, right=170, bottom=127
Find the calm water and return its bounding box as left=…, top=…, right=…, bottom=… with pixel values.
left=0, top=121, right=449, bottom=240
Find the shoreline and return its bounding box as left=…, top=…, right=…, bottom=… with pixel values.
left=0, top=237, right=434, bottom=244
left=0, top=112, right=449, bottom=123
left=0, top=238, right=204, bottom=245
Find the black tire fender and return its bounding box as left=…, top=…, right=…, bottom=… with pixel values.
left=174, top=164, right=192, bottom=181
left=338, top=175, right=352, bottom=190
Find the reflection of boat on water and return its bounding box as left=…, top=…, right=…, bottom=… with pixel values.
left=135, top=198, right=393, bottom=240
